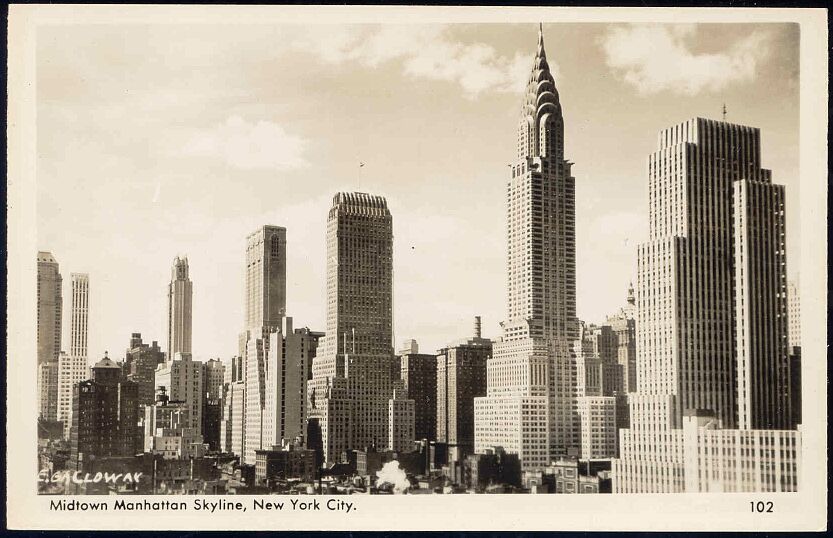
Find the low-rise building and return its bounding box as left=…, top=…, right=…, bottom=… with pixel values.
left=254, top=444, right=317, bottom=486
left=388, top=384, right=415, bottom=453
left=144, top=387, right=206, bottom=460
left=155, top=352, right=204, bottom=434
left=464, top=448, right=522, bottom=491
left=576, top=396, right=617, bottom=459
left=613, top=410, right=801, bottom=493
left=69, top=355, right=140, bottom=472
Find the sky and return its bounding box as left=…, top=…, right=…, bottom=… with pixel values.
left=36, top=22, right=801, bottom=363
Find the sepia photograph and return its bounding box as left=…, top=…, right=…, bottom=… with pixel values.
left=6, top=4, right=828, bottom=532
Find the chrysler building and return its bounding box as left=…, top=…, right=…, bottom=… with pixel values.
left=475, top=24, right=580, bottom=469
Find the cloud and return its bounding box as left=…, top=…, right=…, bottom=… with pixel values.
left=600, top=25, right=771, bottom=95
left=183, top=115, right=308, bottom=170
left=295, top=25, right=538, bottom=98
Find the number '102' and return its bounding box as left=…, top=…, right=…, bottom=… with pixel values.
left=751, top=501, right=774, bottom=513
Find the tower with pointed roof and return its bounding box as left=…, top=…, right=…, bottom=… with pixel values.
left=167, top=256, right=192, bottom=359
left=474, top=24, right=580, bottom=470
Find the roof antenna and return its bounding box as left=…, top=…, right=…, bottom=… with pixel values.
left=722, top=103, right=727, bottom=121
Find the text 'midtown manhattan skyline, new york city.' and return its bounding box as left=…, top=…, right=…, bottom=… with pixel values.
left=36, top=23, right=802, bottom=495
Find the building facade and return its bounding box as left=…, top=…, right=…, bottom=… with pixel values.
left=124, top=333, right=165, bottom=407
left=238, top=225, right=326, bottom=464
left=576, top=396, right=617, bottom=459
left=474, top=25, right=580, bottom=471
left=254, top=445, right=317, bottom=486
left=57, top=273, right=90, bottom=439
left=38, top=360, right=59, bottom=422
left=606, top=284, right=637, bottom=393
left=155, top=352, right=203, bottom=434
left=440, top=332, right=491, bottom=457
left=573, top=322, right=621, bottom=459
left=613, top=118, right=797, bottom=492
left=400, top=347, right=438, bottom=442
left=614, top=411, right=800, bottom=493
left=69, top=356, right=140, bottom=471
left=167, top=256, right=193, bottom=358
left=388, top=384, right=416, bottom=453
left=144, top=387, right=205, bottom=460
left=202, top=358, right=226, bottom=402
left=239, top=225, right=286, bottom=465
left=307, top=193, right=398, bottom=464
left=787, top=280, right=800, bottom=349
left=37, top=251, right=62, bottom=364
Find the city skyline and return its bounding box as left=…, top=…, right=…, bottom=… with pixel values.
left=31, top=12, right=808, bottom=501
left=36, top=22, right=800, bottom=363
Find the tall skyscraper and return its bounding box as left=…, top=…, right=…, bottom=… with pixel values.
left=474, top=24, right=580, bottom=470
left=307, top=192, right=397, bottom=464
left=239, top=225, right=287, bottom=464
left=614, top=118, right=797, bottom=493
left=245, top=226, right=286, bottom=329
left=37, top=251, right=62, bottom=424
left=167, top=256, right=192, bottom=358
left=68, top=272, right=89, bottom=359
left=37, top=251, right=62, bottom=364
left=57, top=273, right=90, bottom=439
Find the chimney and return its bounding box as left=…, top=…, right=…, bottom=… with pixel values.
left=473, top=316, right=482, bottom=339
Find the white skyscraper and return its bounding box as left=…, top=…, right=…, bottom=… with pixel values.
left=474, top=25, right=579, bottom=470
left=613, top=118, right=797, bottom=493
left=238, top=225, right=286, bottom=464
left=167, top=256, right=192, bottom=359
left=57, top=273, right=89, bottom=439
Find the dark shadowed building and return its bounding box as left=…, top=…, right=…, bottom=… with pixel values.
left=70, top=354, right=140, bottom=472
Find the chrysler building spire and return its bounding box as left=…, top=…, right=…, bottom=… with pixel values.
left=520, top=24, right=561, bottom=159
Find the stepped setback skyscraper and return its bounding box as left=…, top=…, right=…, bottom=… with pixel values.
left=240, top=225, right=287, bottom=464
left=167, top=256, right=193, bottom=358
left=613, top=118, right=797, bottom=493
left=307, top=193, right=399, bottom=464
left=474, top=24, right=580, bottom=470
